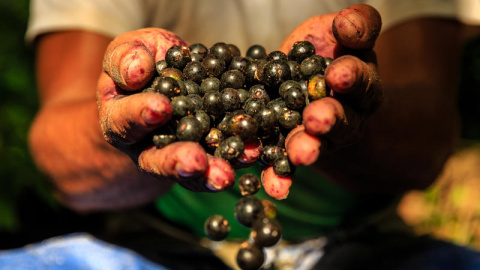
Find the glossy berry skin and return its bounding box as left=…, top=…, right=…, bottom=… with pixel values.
left=176, top=116, right=203, bottom=142
left=278, top=80, right=302, bottom=99
left=262, top=60, right=291, bottom=88
left=171, top=95, right=196, bottom=118
left=283, top=86, right=306, bottom=110
left=221, top=69, right=245, bottom=89
left=202, top=54, right=226, bottom=77
left=165, top=45, right=191, bottom=70
left=246, top=44, right=268, bottom=60
left=204, top=214, right=231, bottom=241
left=203, top=91, right=224, bottom=116
left=184, top=80, right=201, bottom=95
left=234, top=195, right=264, bottom=228
left=187, top=94, right=203, bottom=110
left=244, top=59, right=266, bottom=86
left=300, top=54, right=325, bottom=78
left=183, top=61, right=207, bottom=84
left=243, top=97, right=265, bottom=117
left=324, top=57, right=334, bottom=67
left=200, top=77, right=221, bottom=94
left=227, top=114, right=258, bottom=142
left=229, top=56, right=250, bottom=74
left=236, top=242, right=265, bottom=270
left=214, top=136, right=245, bottom=161
left=287, top=60, right=300, bottom=80
left=267, top=50, right=287, bottom=61
left=260, top=145, right=285, bottom=166
left=228, top=43, right=241, bottom=57
left=237, top=88, right=250, bottom=104
left=210, top=42, right=234, bottom=66
left=155, top=60, right=168, bottom=75
left=251, top=217, right=282, bottom=247
left=267, top=98, right=287, bottom=119
left=152, top=134, right=176, bottom=149
left=153, top=76, right=182, bottom=99
left=221, top=88, right=242, bottom=112
left=238, top=173, right=261, bottom=195
left=189, top=43, right=208, bottom=57
left=194, top=109, right=211, bottom=135
left=278, top=108, right=302, bottom=130
left=273, top=155, right=296, bottom=176
left=288, top=41, right=316, bottom=63
left=254, top=107, right=277, bottom=133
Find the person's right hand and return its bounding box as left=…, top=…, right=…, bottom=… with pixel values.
left=97, top=28, right=236, bottom=192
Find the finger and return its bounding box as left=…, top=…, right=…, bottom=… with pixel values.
left=332, top=4, right=382, bottom=50
left=204, top=155, right=236, bottom=191
left=285, top=126, right=322, bottom=166
left=103, top=28, right=188, bottom=91
left=302, top=97, right=345, bottom=136
left=138, top=142, right=208, bottom=180
left=261, top=167, right=293, bottom=200
left=98, top=73, right=173, bottom=145
left=325, top=55, right=383, bottom=114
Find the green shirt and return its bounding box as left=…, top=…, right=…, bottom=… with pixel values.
left=155, top=164, right=359, bottom=242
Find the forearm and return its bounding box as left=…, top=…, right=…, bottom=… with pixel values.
left=29, top=98, right=173, bottom=212
left=30, top=31, right=174, bottom=212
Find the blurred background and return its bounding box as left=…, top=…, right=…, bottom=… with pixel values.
left=1, top=0, right=480, bottom=252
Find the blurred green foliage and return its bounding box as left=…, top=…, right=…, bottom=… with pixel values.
left=0, top=0, right=56, bottom=232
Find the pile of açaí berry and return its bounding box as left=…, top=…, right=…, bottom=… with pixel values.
left=143, top=41, right=331, bottom=270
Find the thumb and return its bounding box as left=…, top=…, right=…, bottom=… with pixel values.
left=102, top=28, right=188, bottom=91
left=332, top=4, right=382, bottom=50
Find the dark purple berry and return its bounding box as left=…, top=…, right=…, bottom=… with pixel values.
left=267, top=50, right=287, bottom=61
left=214, top=136, right=245, bottom=161
left=202, top=54, right=226, bottom=77
left=176, top=116, right=203, bottom=142
left=194, top=109, right=211, bottom=135
left=152, top=134, right=176, bottom=149
left=229, top=56, right=250, bottom=74
left=153, top=76, right=182, bottom=99
left=209, top=42, right=234, bottom=65
left=273, top=155, right=296, bottom=176
left=221, top=88, right=242, bottom=112
left=204, top=215, right=231, bottom=241
left=283, top=86, right=306, bottom=110
left=249, top=84, right=270, bottom=104
left=155, top=60, right=168, bottom=75
left=221, top=69, right=245, bottom=89
left=278, top=108, right=302, bottom=130
left=202, top=91, right=224, bottom=115
left=189, top=43, right=208, bottom=56
left=187, top=94, right=203, bottom=110
left=228, top=43, right=241, bottom=57
left=244, top=59, right=266, bottom=86
left=171, top=95, right=195, bottom=118
left=251, top=217, right=282, bottom=248
left=160, top=67, right=184, bottom=81
left=288, top=41, right=315, bottom=63
left=246, top=44, right=267, bottom=60
left=260, top=145, right=285, bottom=166
left=237, top=88, right=250, bottom=104
left=184, top=80, right=200, bottom=95
left=262, top=60, right=291, bottom=87
left=254, top=107, right=277, bottom=133
left=278, top=80, right=302, bottom=99
left=243, top=97, right=265, bottom=117
left=236, top=242, right=265, bottom=270
left=165, top=45, right=191, bottom=70
left=238, top=173, right=261, bottom=196
left=300, top=54, right=325, bottom=78
left=234, top=195, right=264, bottom=228
left=200, top=77, right=221, bottom=94
left=227, top=114, right=258, bottom=141
left=287, top=60, right=300, bottom=80
left=183, top=61, right=207, bottom=84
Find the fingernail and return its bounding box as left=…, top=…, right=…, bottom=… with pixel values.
left=345, top=11, right=366, bottom=38
left=142, top=107, right=167, bottom=125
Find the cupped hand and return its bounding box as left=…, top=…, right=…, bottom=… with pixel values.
left=97, top=28, right=235, bottom=192
left=262, top=4, right=385, bottom=199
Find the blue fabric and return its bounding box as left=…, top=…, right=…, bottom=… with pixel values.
left=0, top=233, right=169, bottom=270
